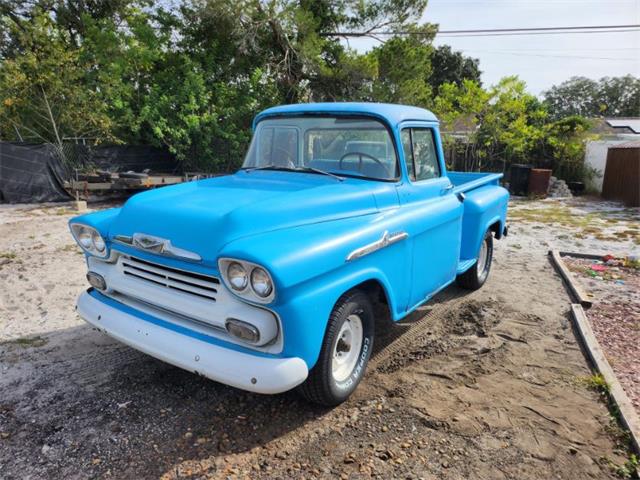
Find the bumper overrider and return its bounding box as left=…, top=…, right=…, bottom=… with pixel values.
left=76, top=290, right=308, bottom=394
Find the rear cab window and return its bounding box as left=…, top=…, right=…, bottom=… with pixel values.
left=401, top=128, right=441, bottom=182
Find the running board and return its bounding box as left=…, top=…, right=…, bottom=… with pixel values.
left=456, top=258, right=476, bottom=274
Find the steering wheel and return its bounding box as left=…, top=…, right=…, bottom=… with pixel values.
left=339, top=151, right=390, bottom=177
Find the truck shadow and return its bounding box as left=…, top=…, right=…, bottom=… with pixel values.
left=0, top=285, right=471, bottom=479
left=371, top=284, right=468, bottom=359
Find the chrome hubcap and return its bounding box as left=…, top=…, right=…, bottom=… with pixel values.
left=331, top=314, right=364, bottom=382
left=477, top=240, right=488, bottom=273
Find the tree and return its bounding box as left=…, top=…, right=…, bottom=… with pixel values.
left=429, top=45, right=481, bottom=93
left=434, top=77, right=545, bottom=172
left=543, top=75, right=640, bottom=119
left=0, top=11, right=113, bottom=152
left=535, top=116, right=594, bottom=182
left=369, top=30, right=435, bottom=105
left=0, top=0, right=600, bottom=180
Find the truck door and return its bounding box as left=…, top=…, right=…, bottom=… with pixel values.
left=397, top=124, right=463, bottom=310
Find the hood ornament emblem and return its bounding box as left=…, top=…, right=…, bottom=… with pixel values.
left=114, top=233, right=202, bottom=262
left=133, top=234, right=165, bottom=252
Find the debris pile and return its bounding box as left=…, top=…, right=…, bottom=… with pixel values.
left=581, top=254, right=640, bottom=284
left=547, top=176, right=573, bottom=198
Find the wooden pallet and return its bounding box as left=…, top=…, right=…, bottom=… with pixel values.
left=65, top=174, right=185, bottom=192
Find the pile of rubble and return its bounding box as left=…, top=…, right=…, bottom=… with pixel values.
left=547, top=176, right=573, bottom=198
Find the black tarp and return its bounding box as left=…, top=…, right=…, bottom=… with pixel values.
left=72, top=144, right=179, bottom=174
left=0, top=142, right=71, bottom=203
left=0, top=142, right=180, bottom=203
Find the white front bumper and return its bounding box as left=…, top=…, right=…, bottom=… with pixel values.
left=76, top=291, right=308, bottom=394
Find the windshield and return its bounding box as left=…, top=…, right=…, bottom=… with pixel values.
left=242, top=116, right=399, bottom=180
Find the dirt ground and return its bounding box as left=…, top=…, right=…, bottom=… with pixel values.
left=0, top=198, right=638, bottom=479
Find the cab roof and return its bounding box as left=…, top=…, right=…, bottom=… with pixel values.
left=254, top=102, right=439, bottom=128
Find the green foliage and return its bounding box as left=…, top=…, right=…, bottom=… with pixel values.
left=434, top=76, right=597, bottom=182
left=429, top=45, right=481, bottom=92
left=544, top=75, right=640, bottom=119
left=0, top=0, right=614, bottom=181
left=537, top=115, right=595, bottom=183
left=0, top=0, right=437, bottom=170
left=434, top=77, right=545, bottom=171
left=370, top=31, right=434, bottom=105
left=0, top=10, right=114, bottom=148
left=581, top=373, right=610, bottom=394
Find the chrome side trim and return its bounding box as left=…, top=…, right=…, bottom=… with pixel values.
left=112, top=233, right=202, bottom=262
left=346, top=230, right=409, bottom=262
left=114, top=235, right=133, bottom=245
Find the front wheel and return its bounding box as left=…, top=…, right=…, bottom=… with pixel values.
left=456, top=230, right=494, bottom=290
left=299, top=290, right=374, bottom=406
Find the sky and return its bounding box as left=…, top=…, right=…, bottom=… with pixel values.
left=348, top=0, right=640, bottom=96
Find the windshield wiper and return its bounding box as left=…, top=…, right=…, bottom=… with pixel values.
left=242, top=164, right=344, bottom=181
left=293, top=166, right=344, bottom=181
left=241, top=164, right=284, bottom=172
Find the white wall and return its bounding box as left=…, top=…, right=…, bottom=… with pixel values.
left=585, top=136, right=638, bottom=192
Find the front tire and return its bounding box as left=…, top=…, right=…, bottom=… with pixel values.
left=299, top=290, right=374, bottom=406
left=456, top=230, right=493, bottom=290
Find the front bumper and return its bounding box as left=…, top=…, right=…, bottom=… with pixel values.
left=76, top=291, right=308, bottom=394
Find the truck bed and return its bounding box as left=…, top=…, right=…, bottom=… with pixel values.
left=448, top=171, right=504, bottom=194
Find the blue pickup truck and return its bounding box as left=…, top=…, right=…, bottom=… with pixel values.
left=70, top=103, right=509, bottom=405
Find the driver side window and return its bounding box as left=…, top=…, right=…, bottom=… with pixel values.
left=257, top=126, right=298, bottom=167
left=401, top=128, right=441, bottom=182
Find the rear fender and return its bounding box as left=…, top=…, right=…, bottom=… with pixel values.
left=459, top=185, right=509, bottom=261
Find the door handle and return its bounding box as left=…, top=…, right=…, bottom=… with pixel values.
left=441, top=184, right=454, bottom=195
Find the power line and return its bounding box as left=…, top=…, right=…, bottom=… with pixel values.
left=324, top=24, right=640, bottom=38
left=438, top=29, right=640, bottom=38
left=459, top=50, right=638, bottom=61
left=468, top=47, right=640, bottom=52
left=438, top=24, right=640, bottom=34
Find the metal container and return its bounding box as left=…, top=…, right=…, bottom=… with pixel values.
left=528, top=169, right=552, bottom=196
left=509, top=164, right=531, bottom=196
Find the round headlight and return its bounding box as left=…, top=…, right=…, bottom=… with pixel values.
left=250, top=267, right=273, bottom=298
left=92, top=231, right=106, bottom=252
left=227, top=262, right=248, bottom=290
left=78, top=227, right=93, bottom=250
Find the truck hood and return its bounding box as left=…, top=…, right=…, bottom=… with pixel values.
left=108, top=170, right=398, bottom=264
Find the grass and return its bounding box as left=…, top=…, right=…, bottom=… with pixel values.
left=0, top=252, right=17, bottom=260
left=5, top=336, right=48, bottom=348
left=510, top=203, right=640, bottom=245
left=601, top=454, right=639, bottom=479
left=582, top=373, right=610, bottom=394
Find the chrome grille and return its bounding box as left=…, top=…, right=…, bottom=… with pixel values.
left=120, top=255, right=219, bottom=301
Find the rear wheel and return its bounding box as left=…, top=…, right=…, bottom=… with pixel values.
left=299, top=290, right=374, bottom=406
left=456, top=230, right=493, bottom=290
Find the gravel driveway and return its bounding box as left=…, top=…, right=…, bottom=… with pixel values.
left=0, top=199, right=636, bottom=479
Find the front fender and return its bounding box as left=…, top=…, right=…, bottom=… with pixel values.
left=68, top=208, right=122, bottom=259
left=219, top=213, right=412, bottom=368
left=69, top=207, right=121, bottom=237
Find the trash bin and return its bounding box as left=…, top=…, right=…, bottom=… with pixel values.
left=509, top=164, right=531, bottom=196
left=567, top=181, right=585, bottom=195
left=528, top=169, right=552, bottom=196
